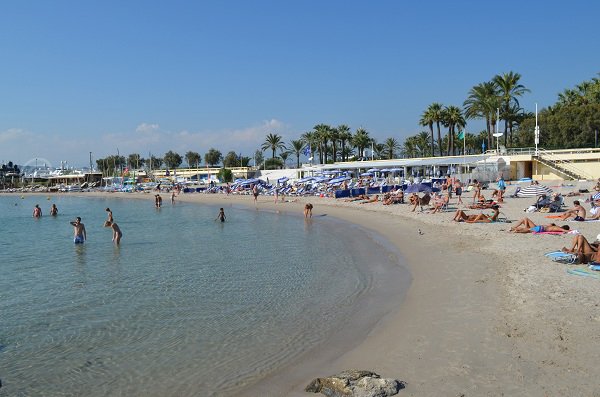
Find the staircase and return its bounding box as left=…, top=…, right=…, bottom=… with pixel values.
left=535, top=149, right=593, bottom=180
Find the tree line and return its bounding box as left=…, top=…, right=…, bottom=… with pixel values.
left=95, top=72, right=600, bottom=174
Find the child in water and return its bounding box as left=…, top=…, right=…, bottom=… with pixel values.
left=215, top=208, right=226, bottom=222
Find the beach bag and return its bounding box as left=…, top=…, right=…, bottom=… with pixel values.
left=525, top=205, right=537, bottom=213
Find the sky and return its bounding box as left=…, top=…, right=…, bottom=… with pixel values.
left=1, top=0, right=599, bottom=168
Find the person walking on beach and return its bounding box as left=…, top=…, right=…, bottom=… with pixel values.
left=70, top=217, right=87, bottom=244
left=106, top=221, right=123, bottom=244
left=32, top=204, right=42, bottom=218
left=304, top=203, right=313, bottom=218
left=215, top=208, right=226, bottom=222
left=454, top=180, right=463, bottom=205
left=252, top=184, right=259, bottom=204
left=104, top=207, right=113, bottom=227
left=50, top=204, right=58, bottom=216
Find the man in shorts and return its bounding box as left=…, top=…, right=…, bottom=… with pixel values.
left=70, top=217, right=87, bottom=244
left=252, top=184, right=259, bottom=203
left=559, top=200, right=586, bottom=221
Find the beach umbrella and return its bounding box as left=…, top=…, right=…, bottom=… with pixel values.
left=360, top=172, right=374, bottom=177
left=516, top=184, right=553, bottom=198
left=592, top=192, right=600, bottom=200
left=367, top=168, right=379, bottom=172
left=277, top=177, right=289, bottom=183
left=404, top=183, right=439, bottom=193
left=379, top=168, right=391, bottom=172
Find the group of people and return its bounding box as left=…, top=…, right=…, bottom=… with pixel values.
left=32, top=203, right=58, bottom=218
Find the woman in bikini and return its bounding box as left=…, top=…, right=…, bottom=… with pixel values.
left=509, top=217, right=570, bottom=233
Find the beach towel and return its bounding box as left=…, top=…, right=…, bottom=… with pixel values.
left=588, top=264, right=600, bottom=271
left=567, top=268, right=600, bottom=279
left=532, top=231, right=567, bottom=235
left=569, top=219, right=600, bottom=222
left=545, top=251, right=578, bottom=264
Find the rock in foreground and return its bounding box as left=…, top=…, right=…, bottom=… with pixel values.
left=305, top=369, right=404, bottom=397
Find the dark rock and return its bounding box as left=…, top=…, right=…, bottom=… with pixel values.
left=305, top=370, right=404, bottom=397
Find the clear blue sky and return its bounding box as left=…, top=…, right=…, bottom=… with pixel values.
left=1, top=0, right=598, bottom=168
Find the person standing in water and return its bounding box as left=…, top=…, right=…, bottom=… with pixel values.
left=104, top=207, right=113, bottom=226
left=32, top=204, right=42, bottom=218
left=171, top=191, right=176, bottom=204
left=155, top=194, right=162, bottom=208
left=215, top=208, right=226, bottom=222
left=70, top=217, right=87, bottom=244
left=106, top=221, right=123, bottom=245
left=50, top=204, right=58, bottom=216
left=304, top=203, right=313, bottom=218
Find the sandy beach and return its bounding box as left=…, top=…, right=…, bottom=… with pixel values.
left=13, top=184, right=600, bottom=396
left=164, top=183, right=600, bottom=397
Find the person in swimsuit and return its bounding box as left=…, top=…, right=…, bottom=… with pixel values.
left=32, top=204, right=42, bottom=218
left=106, top=221, right=123, bottom=244
left=155, top=194, right=162, bottom=208
left=104, top=207, right=113, bottom=227
left=304, top=203, right=313, bottom=218
left=558, top=200, right=586, bottom=221
left=70, top=217, right=87, bottom=244
left=453, top=206, right=500, bottom=223
left=215, top=208, right=226, bottom=222
left=50, top=204, right=58, bottom=216
left=252, top=184, right=259, bottom=203
left=454, top=180, right=463, bottom=205
left=509, top=217, right=570, bottom=233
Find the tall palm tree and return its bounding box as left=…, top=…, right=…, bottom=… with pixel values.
left=289, top=139, right=305, bottom=168
left=261, top=133, right=286, bottom=159
left=464, top=81, right=500, bottom=151
left=352, top=128, right=371, bottom=159
left=337, top=124, right=352, bottom=161
left=313, top=124, right=331, bottom=164
left=383, top=137, right=401, bottom=159
left=419, top=107, right=436, bottom=156
left=428, top=103, right=444, bottom=156
left=442, top=106, right=466, bottom=156
left=329, top=127, right=340, bottom=162
left=493, top=71, right=530, bottom=146
left=416, top=131, right=431, bottom=157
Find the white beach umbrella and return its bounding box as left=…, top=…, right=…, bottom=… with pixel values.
left=516, top=184, right=553, bottom=198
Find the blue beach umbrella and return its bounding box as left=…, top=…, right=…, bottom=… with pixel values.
left=360, top=172, right=374, bottom=177
left=404, top=183, right=439, bottom=193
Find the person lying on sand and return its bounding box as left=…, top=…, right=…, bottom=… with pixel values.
left=344, top=195, right=369, bottom=202
left=561, top=234, right=599, bottom=255
left=509, top=217, right=570, bottom=233
left=560, top=234, right=600, bottom=264
left=452, top=206, right=500, bottom=223
left=359, top=194, right=379, bottom=204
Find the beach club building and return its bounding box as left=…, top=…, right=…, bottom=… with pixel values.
left=301, top=147, right=600, bottom=182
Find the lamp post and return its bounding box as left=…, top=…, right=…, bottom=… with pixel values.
left=534, top=103, right=540, bottom=156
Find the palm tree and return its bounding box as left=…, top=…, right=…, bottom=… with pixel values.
left=464, top=81, right=500, bottom=151
left=383, top=137, right=401, bottom=159
left=415, top=131, right=431, bottom=157
left=420, top=107, right=436, bottom=156
left=427, top=103, right=444, bottom=156
left=352, top=128, right=371, bottom=159
left=261, top=133, right=286, bottom=159
left=493, top=71, right=530, bottom=146
left=301, top=131, right=318, bottom=162
left=289, top=139, right=305, bottom=168
left=313, top=124, right=332, bottom=164
left=337, top=124, right=352, bottom=161
left=442, top=106, right=466, bottom=156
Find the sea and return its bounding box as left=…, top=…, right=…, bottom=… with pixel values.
left=0, top=194, right=409, bottom=397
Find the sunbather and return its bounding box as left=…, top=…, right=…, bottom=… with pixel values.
left=359, top=195, right=379, bottom=204
left=560, top=234, right=600, bottom=264
left=557, top=200, right=586, bottom=221
left=410, top=192, right=431, bottom=212
left=509, top=217, right=570, bottom=233
left=429, top=193, right=449, bottom=214
left=344, top=194, right=369, bottom=202
left=453, top=206, right=500, bottom=223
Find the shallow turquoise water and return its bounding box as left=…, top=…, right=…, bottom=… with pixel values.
left=0, top=194, right=404, bottom=396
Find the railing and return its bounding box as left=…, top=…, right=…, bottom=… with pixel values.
left=536, top=148, right=594, bottom=180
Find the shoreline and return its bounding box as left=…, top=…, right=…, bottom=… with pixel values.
left=8, top=185, right=600, bottom=395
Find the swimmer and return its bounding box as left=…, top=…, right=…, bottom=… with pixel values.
left=106, top=221, right=123, bottom=245
left=50, top=204, right=58, bottom=216
left=104, top=207, right=113, bottom=227
left=32, top=204, right=42, bottom=218
left=70, top=217, right=87, bottom=244
left=215, top=208, right=226, bottom=222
